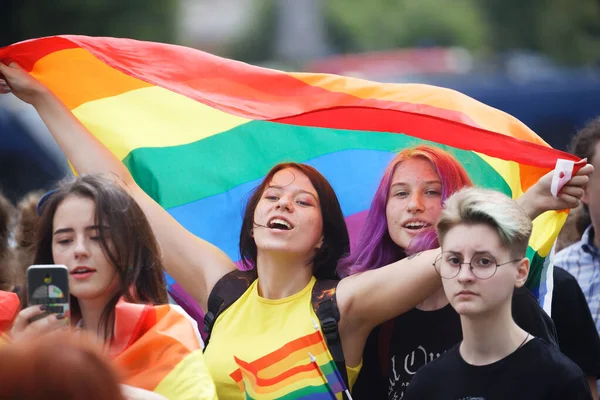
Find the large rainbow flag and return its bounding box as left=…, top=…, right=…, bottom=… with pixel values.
left=0, top=36, right=582, bottom=317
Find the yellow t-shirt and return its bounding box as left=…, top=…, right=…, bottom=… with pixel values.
left=204, top=276, right=361, bottom=399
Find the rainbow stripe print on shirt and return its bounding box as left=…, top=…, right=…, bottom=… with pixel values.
left=230, top=330, right=346, bottom=399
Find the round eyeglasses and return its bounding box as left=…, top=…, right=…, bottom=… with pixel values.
left=433, top=251, right=521, bottom=280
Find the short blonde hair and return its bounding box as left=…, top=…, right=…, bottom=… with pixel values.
left=437, top=188, right=532, bottom=257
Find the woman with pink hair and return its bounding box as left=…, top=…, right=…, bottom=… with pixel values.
left=343, top=145, right=584, bottom=399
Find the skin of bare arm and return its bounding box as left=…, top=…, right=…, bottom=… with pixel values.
left=0, top=62, right=236, bottom=311
left=336, top=249, right=441, bottom=367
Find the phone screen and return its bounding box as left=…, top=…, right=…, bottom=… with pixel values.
left=27, top=265, right=70, bottom=322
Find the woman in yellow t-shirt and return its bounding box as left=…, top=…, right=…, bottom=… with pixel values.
left=2, top=62, right=445, bottom=399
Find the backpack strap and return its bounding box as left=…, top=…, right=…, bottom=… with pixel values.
left=312, top=279, right=350, bottom=397
left=378, top=319, right=394, bottom=378
left=203, top=269, right=256, bottom=350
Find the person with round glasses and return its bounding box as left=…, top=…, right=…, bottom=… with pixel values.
left=404, top=188, right=592, bottom=400
left=434, top=251, right=522, bottom=280
left=346, top=146, right=587, bottom=399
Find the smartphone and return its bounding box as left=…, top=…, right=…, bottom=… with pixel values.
left=27, top=265, right=70, bottom=323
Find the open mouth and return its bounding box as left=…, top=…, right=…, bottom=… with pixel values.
left=402, top=221, right=432, bottom=231
left=267, top=218, right=294, bottom=231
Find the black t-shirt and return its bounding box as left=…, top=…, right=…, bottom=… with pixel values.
left=353, top=304, right=461, bottom=400
left=552, top=266, right=600, bottom=377
left=403, top=338, right=592, bottom=400
left=352, top=288, right=558, bottom=400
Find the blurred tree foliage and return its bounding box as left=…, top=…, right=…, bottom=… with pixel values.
left=326, top=0, right=490, bottom=54
left=1, top=0, right=176, bottom=47
left=482, top=0, right=600, bottom=65
left=227, top=0, right=278, bottom=63
left=229, top=0, right=600, bottom=66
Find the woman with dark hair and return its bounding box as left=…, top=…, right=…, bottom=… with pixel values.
left=343, top=146, right=591, bottom=399
left=1, top=61, right=446, bottom=398
left=12, top=175, right=167, bottom=342
left=238, top=162, right=350, bottom=281
left=8, top=175, right=217, bottom=399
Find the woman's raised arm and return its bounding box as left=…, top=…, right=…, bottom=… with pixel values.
left=0, top=62, right=236, bottom=310
left=337, top=248, right=441, bottom=334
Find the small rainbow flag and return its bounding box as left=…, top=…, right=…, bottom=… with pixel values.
left=230, top=330, right=346, bottom=399
left=0, top=36, right=582, bottom=316
left=109, top=300, right=216, bottom=399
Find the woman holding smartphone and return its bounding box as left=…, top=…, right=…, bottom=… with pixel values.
left=9, top=174, right=217, bottom=400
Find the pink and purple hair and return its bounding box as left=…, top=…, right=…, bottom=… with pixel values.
left=337, top=146, right=473, bottom=277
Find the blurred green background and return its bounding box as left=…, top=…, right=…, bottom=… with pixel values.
left=1, top=0, right=600, bottom=202
left=3, top=0, right=599, bottom=66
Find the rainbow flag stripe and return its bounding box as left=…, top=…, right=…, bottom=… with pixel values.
left=110, top=301, right=216, bottom=399
left=0, top=36, right=581, bottom=315
left=0, top=291, right=19, bottom=336
left=231, top=330, right=345, bottom=399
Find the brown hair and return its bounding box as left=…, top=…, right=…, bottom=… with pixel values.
left=569, top=116, right=600, bottom=162
left=239, top=163, right=349, bottom=280
left=34, top=174, right=168, bottom=343
left=0, top=331, right=125, bottom=400
left=12, top=190, right=44, bottom=297
left=569, top=117, right=600, bottom=220
left=15, top=190, right=44, bottom=250
left=0, top=192, right=16, bottom=292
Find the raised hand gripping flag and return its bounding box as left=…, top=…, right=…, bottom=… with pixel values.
left=0, top=36, right=582, bottom=318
